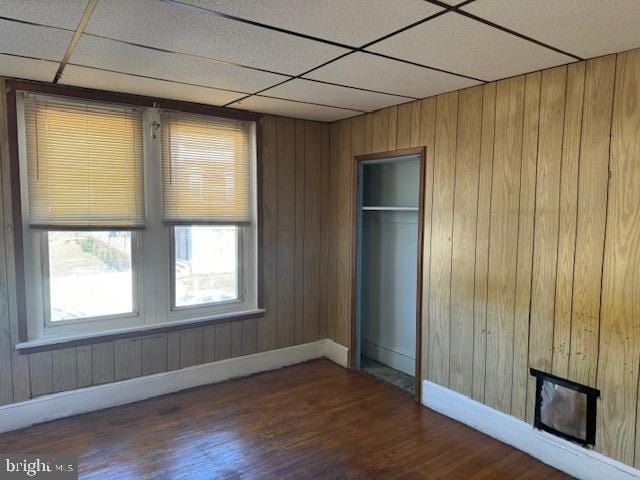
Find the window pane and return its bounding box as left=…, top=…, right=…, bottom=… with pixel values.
left=174, top=226, right=239, bottom=307
left=48, top=231, right=134, bottom=322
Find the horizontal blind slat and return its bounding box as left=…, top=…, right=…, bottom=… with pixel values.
left=161, top=111, right=253, bottom=224
left=24, top=93, right=145, bottom=229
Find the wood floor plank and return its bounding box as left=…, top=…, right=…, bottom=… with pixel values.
left=0, top=360, right=568, bottom=480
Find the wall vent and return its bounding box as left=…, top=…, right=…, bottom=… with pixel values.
left=530, top=368, right=600, bottom=446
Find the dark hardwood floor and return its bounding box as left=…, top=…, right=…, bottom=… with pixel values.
left=0, top=360, right=569, bottom=479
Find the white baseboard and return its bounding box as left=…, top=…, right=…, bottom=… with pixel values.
left=324, top=338, right=349, bottom=367
left=0, top=339, right=349, bottom=434
left=422, top=380, right=640, bottom=480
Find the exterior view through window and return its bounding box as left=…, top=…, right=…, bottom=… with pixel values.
left=48, top=231, right=133, bottom=322
left=174, top=225, right=239, bottom=307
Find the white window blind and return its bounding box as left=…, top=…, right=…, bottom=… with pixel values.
left=161, top=111, right=254, bottom=225
left=23, top=93, right=145, bottom=229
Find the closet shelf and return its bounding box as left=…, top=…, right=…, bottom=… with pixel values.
left=362, top=206, right=418, bottom=211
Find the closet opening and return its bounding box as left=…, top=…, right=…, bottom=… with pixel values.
left=351, top=147, right=426, bottom=402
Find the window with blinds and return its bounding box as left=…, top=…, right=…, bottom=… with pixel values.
left=23, top=93, right=145, bottom=229
left=161, top=111, right=253, bottom=225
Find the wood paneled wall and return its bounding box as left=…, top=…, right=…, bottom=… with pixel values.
left=0, top=81, right=330, bottom=406
left=328, top=49, right=640, bottom=467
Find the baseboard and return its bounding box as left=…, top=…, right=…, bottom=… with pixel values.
left=361, top=339, right=415, bottom=375
left=0, top=339, right=335, bottom=434
left=323, top=338, right=349, bottom=367
left=422, top=380, right=640, bottom=480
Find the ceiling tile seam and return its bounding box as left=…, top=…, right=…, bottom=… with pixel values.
left=53, top=0, right=98, bottom=83
left=82, top=32, right=296, bottom=79
left=362, top=50, right=487, bottom=82
left=251, top=94, right=365, bottom=113
left=0, top=51, right=64, bottom=65
left=0, top=15, right=74, bottom=32
left=452, top=9, right=583, bottom=61
left=63, top=62, right=254, bottom=96
left=301, top=78, right=419, bottom=100
left=161, top=0, right=357, bottom=50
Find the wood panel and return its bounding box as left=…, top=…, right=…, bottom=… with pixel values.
left=167, top=332, right=180, bottom=371
left=510, top=72, right=540, bottom=420
left=318, top=124, right=331, bottom=340
left=76, top=345, right=92, bottom=388
left=203, top=326, right=215, bottom=363
left=276, top=117, right=296, bottom=348
left=472, top=83, right=496, bottom=403
left=294, top=120, right=305, bottom=345
left=327, top=122, right=339, bottom=342
left=569, top=55, right=616, bottom=387
left=242, top=318, right=257, bottom=355
left=30, top=351, right=53, bottom=397
left=596, top=49, right=640, bottom=465
left=303, top=122, right=322, bottom=342
left=371, top=109, right=389, bottom=153
left=52, top=348, right=77, bottom=393
left=427, top=91, right=458, bottom=386
left=449, top=86, right=483, bottom=397
left=484, top=76, right=525, bottom=413
left=179, top=328, right=204, bottom=368
left=397, top=103, right=413, bottom=149
left=214, top=323, right=233, bottom=361
left=258, top=115, right=278, bottom=352
left=551, top=62, right=585, bottom=379
left=92, top=342, right=115, bottom=385
left=419, top=97, right=437, bottom=380
left=526, top=67, right=566, bottom=421
left=141, top=334, right=168, bottom=375
left=387, top=106, right=398, bottom=150
left=114, top=337, right=141, bottom=381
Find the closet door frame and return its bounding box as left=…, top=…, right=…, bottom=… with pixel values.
left=350, top=146, right=426, bottom=402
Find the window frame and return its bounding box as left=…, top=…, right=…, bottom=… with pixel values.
left=7, top=80, right=261, bottom=345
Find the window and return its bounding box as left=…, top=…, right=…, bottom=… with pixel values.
left=18, top=92, right=258, bottom=342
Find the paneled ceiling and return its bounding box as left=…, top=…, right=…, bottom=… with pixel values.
left=1, top=0, right=639, bottom=122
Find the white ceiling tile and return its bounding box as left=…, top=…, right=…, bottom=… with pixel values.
left=60, top=65, right=245, bottom=106
left=85, top=0, right=348, bottom=75
left=368, top=12, right=575, bottom=81
left=0, top=0, right=88, bottom=30
left=0, top=54, right=58, bottom=81
left=182, top=0, right=443, bottom=47
left=0, top=18, right=73, bottom=61
left=463, top=0, right=640, bottom=59
left=262, top=79, right=411, bottom=112
left=229, top=96, right=360, bottom=122
left=71, top=35, right=287, bottom=94
left=305, top=52, right=479, bottom=99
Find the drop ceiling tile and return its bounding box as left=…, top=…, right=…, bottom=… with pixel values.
left=229, top=96, right=360, bottom=122
left=71, top=35, right=287, bottom=94
left=85, top=0, right=348, bottom=75
left=463, top=0, right=640, bottom=59
left=182, top=0, right=443, bottom=47
left=262, top=79, right=410, bottom=112
left=0, top=54, right=58, bottom=81
left=0, top=18, right=73, bottom=61
left=0, top=0, right=88, bottom=30
left=61, top=65, right=245, bottom=106
left=368, top=12, right=575, bottom=81
left=305, top=52, right=479, bottom=99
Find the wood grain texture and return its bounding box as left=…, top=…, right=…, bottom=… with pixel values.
left=484, top=76, right=525, bottom=413
left=241, top=318, right=257, bottom=355
left=258, top=115, right=278, bottom=352
left=596, top=49, right=640, bottom=465
left=472, top=83, right=496, bottom=403
left=276, top=117, right=296, bottom=348
left=427, top=92, right=458, bottom=386
left=303, top=122, right=322, bottom=342
left=327, top=122, right=339, bottom=342
left=203, top=326, right=215, bottom=363
left=569, top=55, right=616, bottom=387
left=114, top=338, right=141, bottom=381
left=419, top=97, right=437, bottom=381
left=29, top=351, right=53, bottom=397
left=167, top=332, right=180, bottom=371
left=179, top=328, right=204, bottom=369
left=526, top=67, right=566, bottom=421
left=449, top=86, right=483, bottom=397
left=52, top=348, right=77, bottom=393
left=318, top=124, right=331, bottom=340
left=0, top=360, right=568, bottom=480
left=371, top=109, right=389, bottom=153
left=552, top=62, right=585, bottom=379
left=76, top=346, right=92, bottom=388
left=510, top=72, right=540, bottom=420
left=232, top=321, right=243, bottom=357
left=397, top=103, right=413, bottom=149
left=91, top=342, right=115, bottom=385
left=141, top=334, right=168, bottom=375
left=387, top=106, right=398, bottom=150
left=214, top=323, right=232, bottom=361
left=294, top=120, right=305, bottom=345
